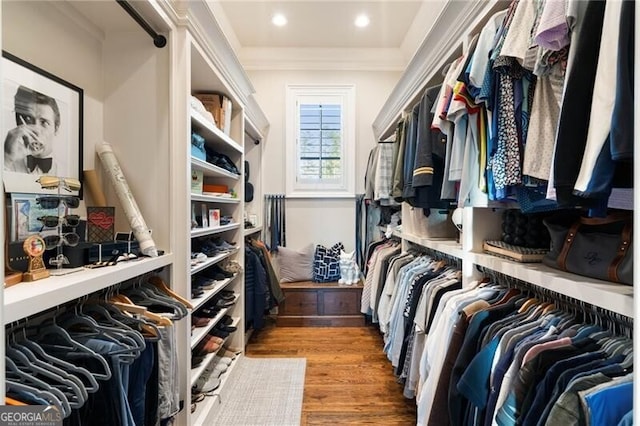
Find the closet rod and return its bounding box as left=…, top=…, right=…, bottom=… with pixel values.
left=116, top=0, right=167, bottom=48
left=475, top=265, right=634, bottom=325
left=405, top=240, right=461, bottom=269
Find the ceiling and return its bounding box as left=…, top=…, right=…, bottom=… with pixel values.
left=216, top=1, right=422, bottom=49
left=211, top=0, right=446, bottom=70
left=64, top=0, right=446, bottom=71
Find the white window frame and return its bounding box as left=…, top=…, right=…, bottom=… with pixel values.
left=286, top=84, right=356, bottom=198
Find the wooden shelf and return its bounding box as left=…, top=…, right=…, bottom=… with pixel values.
left=243, top=225, right=262, bottom=236
left=191, top=157, right=241, bottom=180
left=191, top=223, right=240, bottom=238
left=190, top=316, right=241, bottom=388
left=3, top=254, right=174, bottom=324
left=394, top=230, right=463, bottom=259
left=191, top=354, right=242, bottom=425
left=190, top=249, right=239, bottom=275
left=191, top=194, right=240, bottom=203
left=191, top=275, right=239, bottom=310
left=191, top=108, right=242, bottom=154
left=470, top=252, right=634, bottom=318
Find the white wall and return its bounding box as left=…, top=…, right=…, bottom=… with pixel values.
left=3, top=1, right=172, bottom=249
left=248, top=69, right=400, bottom=251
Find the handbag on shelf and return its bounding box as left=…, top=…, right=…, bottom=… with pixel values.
left=542, top=211, right=633, bottom=285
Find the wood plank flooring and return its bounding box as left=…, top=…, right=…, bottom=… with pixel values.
left=246, top=319, right=417, bottom=425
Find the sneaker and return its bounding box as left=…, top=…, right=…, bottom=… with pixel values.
left=215, top=323, right=237, bottom=333
left=199, top=306, right=222, bottom=318
left=213, top=355, right=233, bottom=366
left=212, top=298, right=235, bottom=309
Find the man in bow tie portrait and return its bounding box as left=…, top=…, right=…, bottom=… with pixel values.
left=4, top=85, right=60, bottom=175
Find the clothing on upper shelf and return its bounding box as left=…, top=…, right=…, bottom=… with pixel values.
left=371, top=0, right=634, bottom=216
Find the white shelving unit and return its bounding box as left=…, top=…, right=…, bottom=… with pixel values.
left=243, top=102, right=268, bottom=238
left=191, top=108, right=243, bottom=154
left=1, top=0, right=270, bottom=423
left=191, top=250, right=240, bottom=275
left=191, top=223, right=241, bottom=238
left=191, top=157, right=241, bottom=180
left=4, top=254, right=174, bottom=324
left=244, top=225, right=263, bottom=237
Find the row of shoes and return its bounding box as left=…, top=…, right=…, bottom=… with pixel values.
left=192, top=237, right=237, bottom=258
left=192, top=353, right=234, bottom=397
left=191, top=312, right=233, bottom=330
left=192, top=316, right=237, bottom=358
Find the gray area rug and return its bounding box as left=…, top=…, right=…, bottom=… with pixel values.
left=209, top=357, right=306, bottom=426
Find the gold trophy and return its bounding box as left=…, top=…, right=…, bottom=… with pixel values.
left=22, top=235, right=50, bottom=282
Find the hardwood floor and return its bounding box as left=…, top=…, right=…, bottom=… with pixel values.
left=246, top=318, right=417, bottom=425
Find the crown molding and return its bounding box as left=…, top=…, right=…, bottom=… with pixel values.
left=157, top=0, right=256, bottom=105
left=371, top=0, right=507, bottom=140
left=239, top=47, right=406, bottom=71
left=245, top=95, right=270, bottom=139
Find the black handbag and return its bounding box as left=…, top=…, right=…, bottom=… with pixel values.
left=244, top=160, right=254, bottom=202
left=542, top=212, right=633, bottom=285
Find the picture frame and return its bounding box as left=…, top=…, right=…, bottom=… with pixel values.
left=2, top=51, right=83, bottom=197
left=10, top=192, right=67, bottom=242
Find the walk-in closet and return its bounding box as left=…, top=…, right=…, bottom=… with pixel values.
left=1, top=0, right=635, bottom=425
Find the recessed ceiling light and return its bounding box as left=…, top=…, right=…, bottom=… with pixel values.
left=272, top=13, right=287, bottom=27
left=355, top=14, right=370, bottom=28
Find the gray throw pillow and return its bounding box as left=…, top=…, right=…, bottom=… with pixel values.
left=276, top=244, right=314, bottom=282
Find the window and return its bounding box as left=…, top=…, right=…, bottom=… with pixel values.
left=286, top=85, right=355, bottom=197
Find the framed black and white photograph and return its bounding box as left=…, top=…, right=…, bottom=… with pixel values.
left=2, top=51, right=83, bottom=196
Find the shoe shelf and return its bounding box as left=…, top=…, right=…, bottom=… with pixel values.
left=3, top=253, right=174, bottom=324
left=191, top=307, right=231, bottom=350
left=394, top=230, right=464, bottom=259
left=191, top=108, right=243, bottom=155
left=191, top=157, right=241, bottom=180
left=190, top=315, right=241, bottom=389
left=191, top=352, right=242, bottom=426
left=190, top=249, right=239, bottom=275
left=191, top=193, right=241, bottom=204
left=190, top=223, right=240, bottom=238
left=191, top=274, right=239, bottom=311
left=469, top=251, right=635, bottom=318
left=243, top=225, right=262, bottom=237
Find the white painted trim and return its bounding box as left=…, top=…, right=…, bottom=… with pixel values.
left=239, top=47, right=406, bottom=71
left=371, top=0, right=506, bottom=140
left=285, top=84, right=356, bottom=198
left=157, top=0, right=256, bottom=105
left=245, top=95, right=270, bottom=139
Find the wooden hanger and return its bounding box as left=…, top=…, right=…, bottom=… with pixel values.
left=147, top=276, right=193, bottom=309
left=109, top=295, right=172, bottom=326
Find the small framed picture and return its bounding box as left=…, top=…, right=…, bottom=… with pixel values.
left=209, top=209, right=221, bottom=227
left=249, top=214, right=258, bottom=227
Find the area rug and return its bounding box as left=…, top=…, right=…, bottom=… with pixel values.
left=208, top=357, right=306, bottom=426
